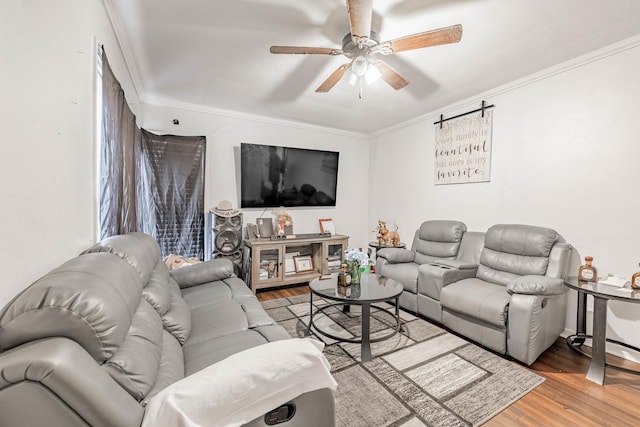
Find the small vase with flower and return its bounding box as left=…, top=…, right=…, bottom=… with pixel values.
left=344, top=248, right=370, bottom=285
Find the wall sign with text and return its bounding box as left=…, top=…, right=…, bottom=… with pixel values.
left=434, top=110, right=493, bottom=185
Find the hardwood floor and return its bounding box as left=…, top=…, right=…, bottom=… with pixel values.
left=257, top=285, right=640, bottom=426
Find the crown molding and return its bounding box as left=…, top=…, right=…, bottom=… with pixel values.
left=369, top=34, right=640, bottom=139
left=101, top=0, right=144, bottom=101
left=100, top=0, right=639, bottom=141
left=100, top=0, right=364, bottom=139
left=140, top=94, right=369, bottom=140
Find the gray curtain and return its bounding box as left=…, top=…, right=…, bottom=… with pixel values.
left=138, top=130, right=206, bottom=259
left=100, top=50, right=138, bottom=238
left=100, top=49, right=205, bottom=258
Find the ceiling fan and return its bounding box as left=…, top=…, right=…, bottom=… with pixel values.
left=270, top=0, right=462, bottom=96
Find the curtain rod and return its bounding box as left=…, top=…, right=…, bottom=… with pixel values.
left=434, top=100, right=495, bottom=129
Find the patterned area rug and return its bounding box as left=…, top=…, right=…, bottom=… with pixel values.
left=261, top=295, right=544, bottom=427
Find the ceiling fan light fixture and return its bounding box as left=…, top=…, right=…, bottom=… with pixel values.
left=351, top=55, right=368, bottom=77
left=365, top=64, right=381, bottom=85
left=343, top=57, right=380, bottom=91
left=344, top=70, right=358, bottom=86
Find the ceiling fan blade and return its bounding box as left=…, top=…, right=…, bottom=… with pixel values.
left=371, top=60, right=409, bottom=90
left=270, top=46, right=343, bottom=55
left=382, top=24, right=463, bottom=54
left=316, top=64, right=351, bottom=93
left=347, top=0, right=373, bottom=45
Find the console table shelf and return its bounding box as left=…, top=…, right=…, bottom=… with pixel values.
left=243, top=234, right=349, bottom=294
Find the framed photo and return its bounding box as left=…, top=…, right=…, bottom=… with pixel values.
left=285, top=251, right=299, bottom=275
left=293, top=255, right=314, bottom=273
left=319, top=218, right=335, bottom=235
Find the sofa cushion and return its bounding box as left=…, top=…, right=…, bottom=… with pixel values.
left=183, top=329, right=289, bottom=376
left=235, top=297, right=285, bottom=329
left=181, top=277, right=253, bottom=309
left=377, top=262, right=419, bottom=293
left=476, top=224, right=559, bottom=286
left=0, top=253, right=143, bottom=361
left=413, top=220, right=467, bottom=265
left=188, top=301, right=250, bottom=345
left=143, top=330, right=185, bottom=404
left=170, top=258, right=236, bottom=289
left=102, top=299, right=164, bottom=401
left=162, top=278, right=192, bottom=345
left=82, top=232, right=161, bottom=284
left=483, top=224, right=558, bottom=257
left=181, top=278, right=291, bottom=376
left=110, top=244, right=191, bottom=348
left=440, top=278, right=511, bottom=328
left=143, top=262, right=172, bottom=316
left=185, top=281, right=282, bottom=346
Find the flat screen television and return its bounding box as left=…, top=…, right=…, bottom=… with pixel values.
left=240, top=143, right=339, bottom=208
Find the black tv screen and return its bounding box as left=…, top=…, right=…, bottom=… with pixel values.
left=240, top=143, right=339, bottom=208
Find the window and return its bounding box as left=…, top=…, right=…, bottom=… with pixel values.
left=138, top=130, right=206, bottom=258
left=97, top=47, right=205, bottom=257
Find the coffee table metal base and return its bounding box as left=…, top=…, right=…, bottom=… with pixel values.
left=306, top=297, right=401, bottom=362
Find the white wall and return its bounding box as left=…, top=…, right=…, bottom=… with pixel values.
left=0, top=0, right=369, bottom=311
left=0, top=0, right=137, bottom=306
left=138, top=102, right=371, bottom=248
left=369, top=39, right=640, bottom=360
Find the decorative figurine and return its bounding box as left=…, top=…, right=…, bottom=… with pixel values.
left=272, top=207, right=294, bottom=235
left=338, top=263, right=350, bottom=287
left=375, top=220, right=401, bottom=247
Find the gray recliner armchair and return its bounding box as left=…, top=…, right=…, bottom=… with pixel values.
left=376, top=220, right=468, bottom=313
left=440, top=224, right=572, bottom=365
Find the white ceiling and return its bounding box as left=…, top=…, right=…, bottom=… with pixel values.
left=106, top=0, right=640, bottom=134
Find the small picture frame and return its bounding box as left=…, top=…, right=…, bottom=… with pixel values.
left=293, top=255, right=314, bottom=273
left=319, top=218, right=335, bottom=235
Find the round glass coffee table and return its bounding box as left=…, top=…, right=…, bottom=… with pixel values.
left=306, top=273, right=403, bottom=362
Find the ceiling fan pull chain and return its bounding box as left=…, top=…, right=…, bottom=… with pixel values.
left=358, top=78, right=364, bottom=100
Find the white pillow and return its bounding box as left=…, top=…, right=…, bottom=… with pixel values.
left=142, top=338, right=337, bottom=427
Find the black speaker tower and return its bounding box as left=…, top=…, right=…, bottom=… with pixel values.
left=205, top=211, right=243, bottom=278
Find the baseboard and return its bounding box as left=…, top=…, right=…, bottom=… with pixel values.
left=560, top=328, right=640, bottom=364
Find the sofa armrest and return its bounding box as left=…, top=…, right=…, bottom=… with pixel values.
left=376, top=248, right=415, bottom=264
left=418, top=263, right=478, bottom=300
left=430, top=259, right=477, bottom=270
left=142, top=338, right=336, bottom=427
left=170, top=258, right=235, bottom=289
left=439, top=267, right=478, bottom=286
left=0, top=338, right=143, bottom=427
left=507, top=275, right=567, bottom=296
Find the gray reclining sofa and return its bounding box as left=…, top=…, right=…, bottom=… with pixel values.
left=0, top=232, right=335, bottom=427
left=376, top=220, right=484, bottom=321
left=377, top=222, right=571, bottom=365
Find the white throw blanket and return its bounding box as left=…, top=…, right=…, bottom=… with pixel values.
left=142, top=338, right=337, bottom=427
